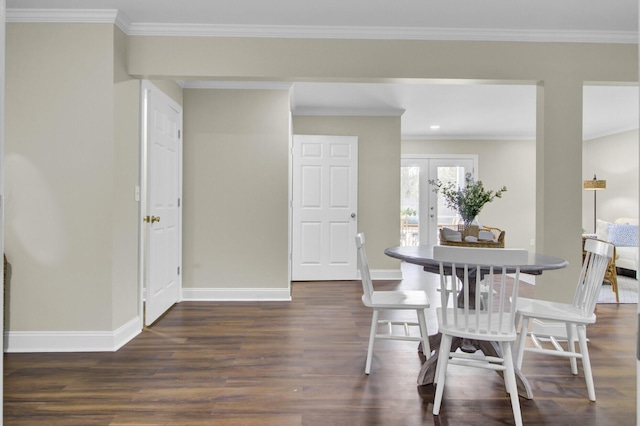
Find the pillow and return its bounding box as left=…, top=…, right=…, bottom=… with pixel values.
left=615, top=217, right=639, bottom=226
left=607, top=224, right=639, bottom=247
left=595, top=219, right=611, bottom=241
left=441, top=227, right=462, bottom=242
left=478, top=230, right=495, bottom=241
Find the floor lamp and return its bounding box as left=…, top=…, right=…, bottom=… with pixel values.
left=583, top=174, right=606, bottom=233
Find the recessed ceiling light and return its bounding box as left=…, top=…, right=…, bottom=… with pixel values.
left=430, top=125, right=440, bottom=130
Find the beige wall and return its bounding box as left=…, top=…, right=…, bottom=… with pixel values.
left=6, top=23, right=119, bottom=331
left=127, top=38, right=635, bottom=83
left=183, top=89, right=290, bottom=289
left=3, top=20, right=638, bottom=342
left=402, top=139, right=536, bottom=252
left=127, top=35, right=636, bottom=302
left=112, top=27, right=142, bottom=329
left=293, top=116, right=401, bottom=269
left=583, top=129, right=639, bottom=229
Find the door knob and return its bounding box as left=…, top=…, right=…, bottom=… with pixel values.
left=351, top=213, right=356, bottom=219
left=151, top=216, right=161, bottom=223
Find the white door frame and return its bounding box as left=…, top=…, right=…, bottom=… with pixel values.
left=138, top=80, right=183, bottom=327
left=0, top=0, right=6, bottom=421
left=291, top=134, right=359, bottom=281
left=402, top=154, right=478, bottom=246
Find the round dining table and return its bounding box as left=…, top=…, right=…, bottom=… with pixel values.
left=384, top=244, right=568, bottom=400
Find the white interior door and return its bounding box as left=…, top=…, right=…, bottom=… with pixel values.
left=142, top=82, right=182, bottom=326
left=401, top=155, right=476, bottom=247
left=292, top=135, right=358, bottom=281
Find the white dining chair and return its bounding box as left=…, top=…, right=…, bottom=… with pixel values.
left=432, top=245, right=529, bottom=426
left=355, top=233, right=432, bottom=375
left=515, top=238, right=614, bottom=402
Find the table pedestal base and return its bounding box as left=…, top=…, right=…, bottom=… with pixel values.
left=417, top=334, right=533, bottom=400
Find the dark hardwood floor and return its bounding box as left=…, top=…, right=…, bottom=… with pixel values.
left=4, top=263, right=637, bottom=425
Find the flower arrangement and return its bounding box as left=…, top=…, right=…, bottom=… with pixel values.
left=429, top=174, right=507, bottom=227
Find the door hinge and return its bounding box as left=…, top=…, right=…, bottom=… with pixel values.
left=177, top=266, right=181, bottom=275
left=178, top=198, right=181, bottom=207
left=178, top=129, right=181, bottom=139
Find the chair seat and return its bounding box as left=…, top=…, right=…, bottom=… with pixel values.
left=356, top=233, right=432, bottom=375
left=516, top=297, right=596, bottom=325
left=515, top=238, right=614, bottom=403
left=437, top=307, right=517, bottom=341
left=431, top=245, right=529, bottom=426
left=365, top=290, right=430, bottom=309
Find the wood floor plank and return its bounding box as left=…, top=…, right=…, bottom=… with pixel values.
left=4, top=264, right=637, bottom=425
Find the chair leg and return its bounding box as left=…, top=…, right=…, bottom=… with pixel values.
left=577, top=324, right=596, bottom=401
left=515, top=316, right=529, bottom=369
left=502, top=341, right=523, bottom=426
left=433, top=333, right=452, bottom=415
left=417, top=309, right=431, bottom=358
left=566, top=323, right=578, bottom=375
left=365, top=310, right=379, bottom=375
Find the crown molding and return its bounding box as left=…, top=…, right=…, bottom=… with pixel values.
left=402, top=124, right=640, bottom=141
left=6, top=8, right=637, bottom=44
left=182, top=81, right=292, bottom=90
left=293, top=107, right=405, bottom=117
left=584, top=125, right=639, bottom=141
left=7, top=8, right=119, bottom=24
left=401, top=134, right=535, bottom=141
left=127, top=23, right=637, bottom=44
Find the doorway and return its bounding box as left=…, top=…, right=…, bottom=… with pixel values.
left=401, top=155, right=477, bottom=246
left=139, top=81, right=183, bottom=326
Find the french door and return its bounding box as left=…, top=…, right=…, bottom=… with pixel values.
left=401, top=156, right=476, bottom=246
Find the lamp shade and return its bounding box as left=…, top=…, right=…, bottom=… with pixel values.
left=583, top=175, right=606, bottom=190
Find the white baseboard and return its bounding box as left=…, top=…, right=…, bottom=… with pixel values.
left=3, top=272, right=401, bottom=352
left=4, top=316, right=142, bottom=353
left=369, top=269, right=403, bottom=280
left=181, top=270, right=402, bottom=301
left=531, top=319, right=580, bottom=341
left=182, top=288, right=292, bottom=301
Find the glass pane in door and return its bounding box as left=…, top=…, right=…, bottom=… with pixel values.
left=435, top=167, right=468, bottom=242
left=401, top=166, right=419, bottom=245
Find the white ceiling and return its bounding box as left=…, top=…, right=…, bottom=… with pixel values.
left=7, top=0, right=639, bottom=140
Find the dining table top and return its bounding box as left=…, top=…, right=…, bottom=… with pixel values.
left=384, top=244, right=569, bottom=275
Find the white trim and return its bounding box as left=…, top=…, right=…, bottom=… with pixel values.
left=402, top=153, right=479, bottom=160
left=182, top=288, right=292, bottom=302
left=402, top=134, right=536, bottom=141
left=126, top=23, right=636, bottom=44
left=182, top=270, right=402, bottom=300
left=4, top=317, right=141, bottom=353
left=293, top=107, right=405, bottom=117
left=368, top=269, right=404, bottom=281
left=1, top=0, right=6, bottom=416
left=584, top=125, right=640, bottom=142
left=7, top=8, right=118, bottom=24
left=4, top=9, right=636, bottom=44
left=182, top=80, right=292, bottom=90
